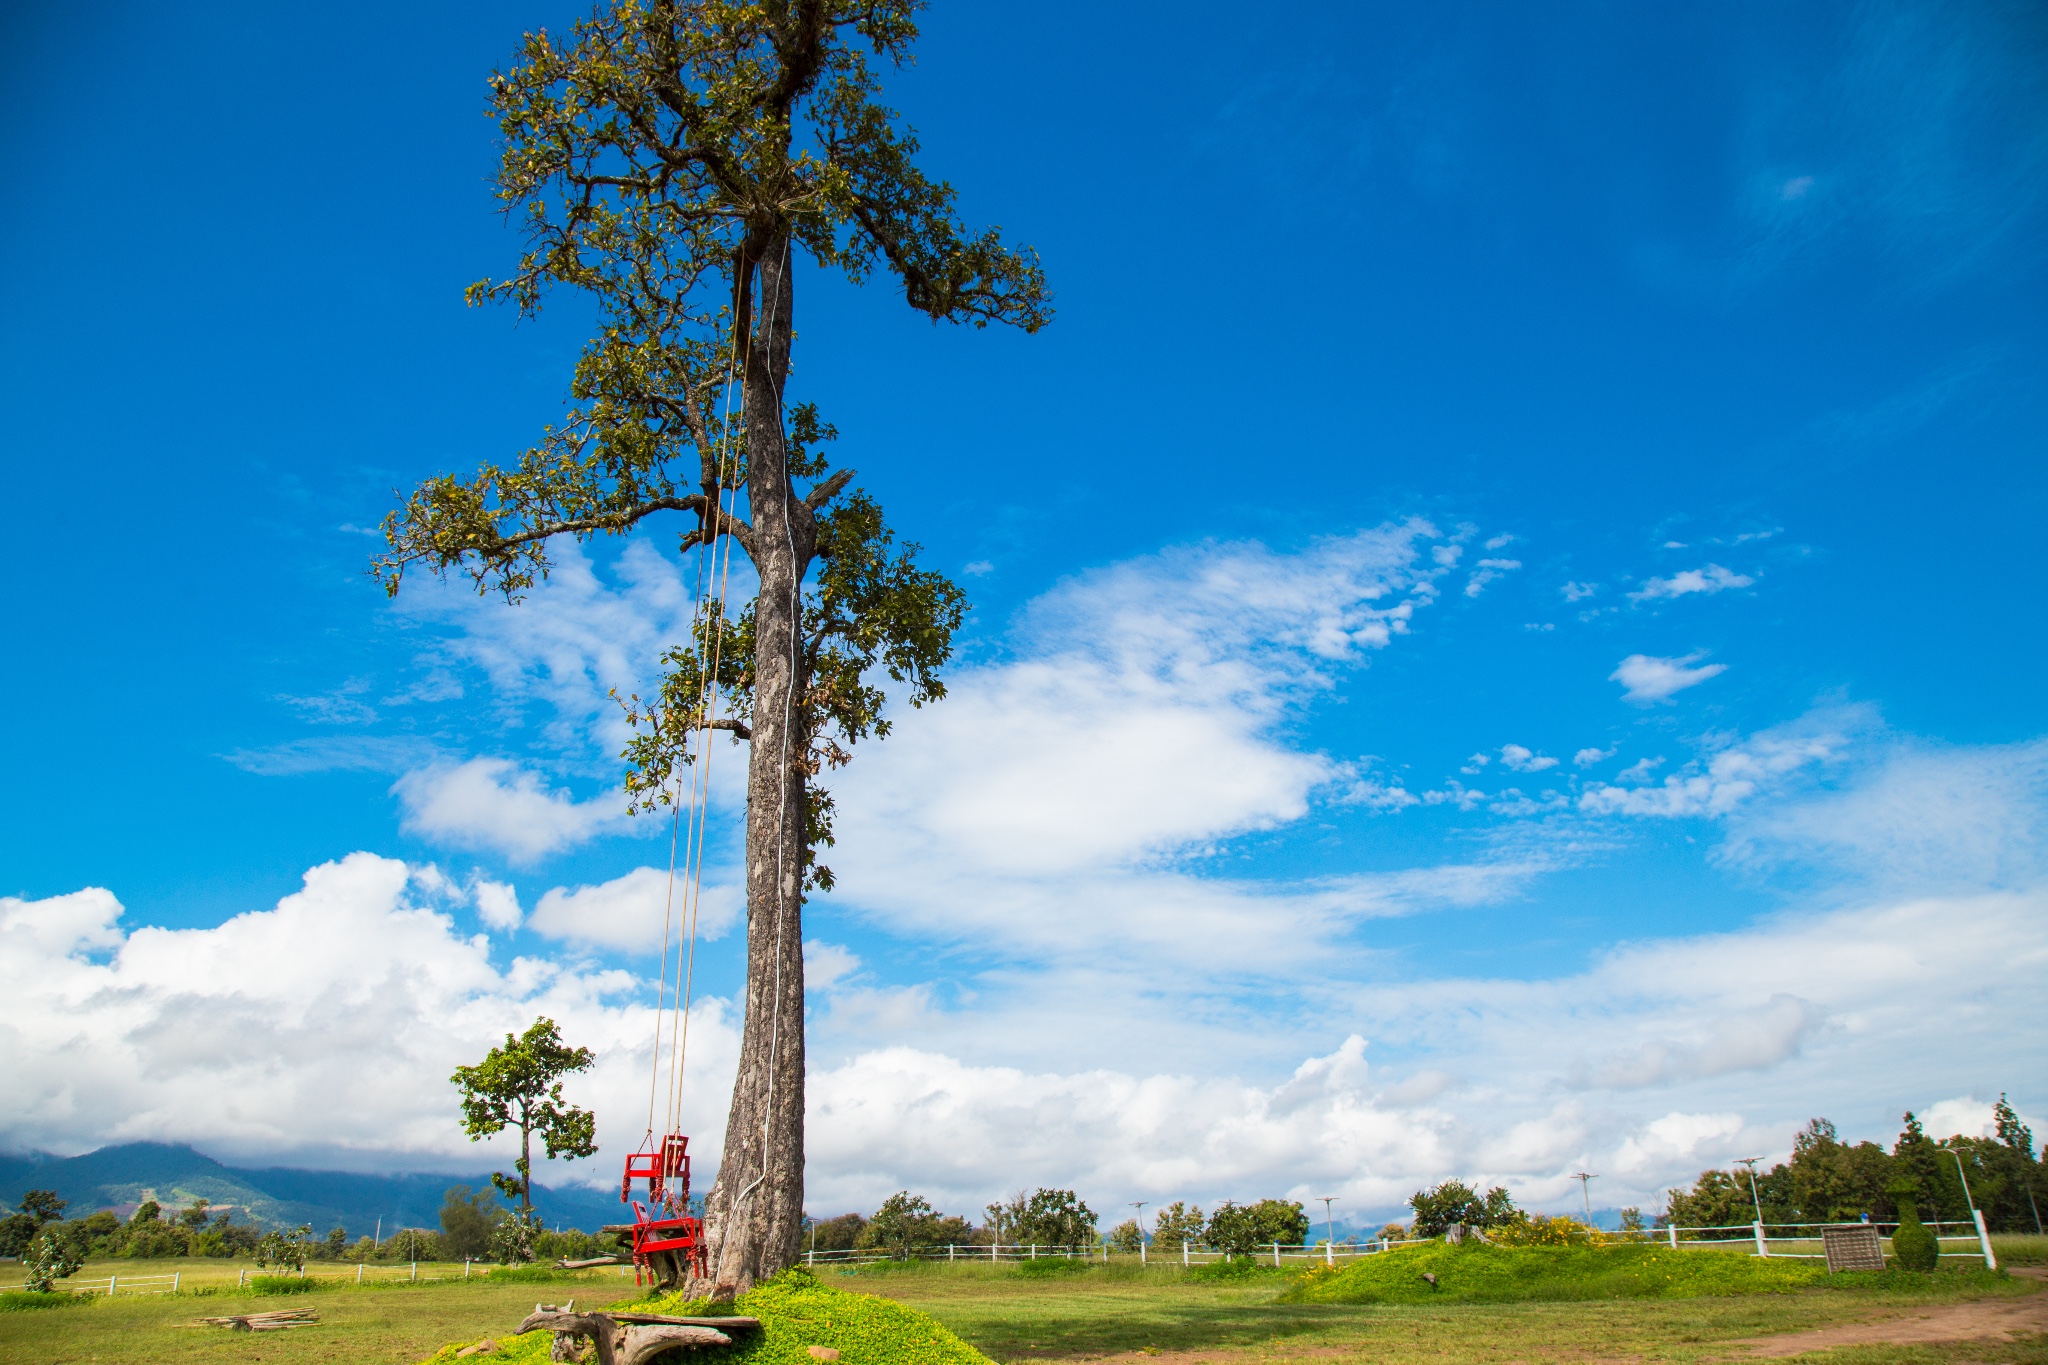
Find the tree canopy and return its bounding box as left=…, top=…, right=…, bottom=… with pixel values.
left=451, top=1016, right=599, bottom=1216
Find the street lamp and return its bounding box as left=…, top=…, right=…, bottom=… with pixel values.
left=1130, top=1203, right=1147, bottom=1265
left=1735, top=1157, right=1767, bottom=1257
left=1316, top=1197, right=1339, bottom=1266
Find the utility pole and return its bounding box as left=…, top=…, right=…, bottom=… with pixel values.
left=1736, top=1157, right=1767, bottom=1257
left=1570, top=1173, right=1596, bottom=1224
left=1316, top=1196, right=1339, bottom=1266
left=1129, top=1203, right=1147, bottom=1265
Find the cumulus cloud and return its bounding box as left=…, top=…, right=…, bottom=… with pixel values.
left=1500, top=745, right=1558, bottom=773
left=1610, top=652, right=1727, bottom=704
left=529, top=868, right=741, bottom=952
left=393, top=758, right=625, bottom=864
left=0, top=855, right=738, bottom=1176
left=1573, top=746, right=1615, bottom=767
left=474, top=880, right=522, bottom=932
left=1630, top=565, right=1756, bottom=602
left=804, top=941, right=862, bottom=992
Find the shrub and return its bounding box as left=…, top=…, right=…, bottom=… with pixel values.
left=1283, top=1241, right=1825, bottom=1304
left=1014, top=1255, right=1090, bottom=1277
left=1, top=1290, right=90, bottom=1312
left=1889, top=1180, right=1940, bottom=1272
left=1492, top=1215, right=1600, bottom=1248
left=250, top=1275, right=319, bottom=1295
left=21, top=1231, right=84, bottom=1293
left=1185, top=1255, right=1276, bottom=1282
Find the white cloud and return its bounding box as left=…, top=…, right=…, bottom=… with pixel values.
left=475, top=880, right=523, bottom=932
left=804, top=941, right=862, bottom=992
left=1561, top=582, right=1599, bottom=602
left=1630, top=564, right=1756, bottom=602
left=1580, top=712, right=1853, bottom=818
left=1610, top=651, right=1727, bottom=704
left=0, top=855, right=739, bottom=1177
left=392, top=758, right=625, bottom=864
left=1484, top=535, right=1517, bottom=551
left=1573, top=746, right=1615, bottom=767
left=530, top=868, right=741, bottom=952
left=1500, top=744, right=1558, bottom=773
left=962, top=560, right=994, bottom=577
left=1465, top=558, right=1522, bottom=597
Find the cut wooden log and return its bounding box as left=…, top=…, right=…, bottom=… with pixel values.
left=194, top=1308, right=318, bottom=1331
left=616, top=1325, right=735, bottom=1365
left=456, top=1340, right=500, bottom=1358
left=557, top=1256, right=624, bottom=1269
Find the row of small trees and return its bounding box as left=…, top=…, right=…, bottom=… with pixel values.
left=804, top=1190, right=1316, bottom=1258
left=1662, top=1104, right=2042, bottom=1232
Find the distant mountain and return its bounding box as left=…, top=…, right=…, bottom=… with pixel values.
left=0, top=1143, right=624, bottom=1237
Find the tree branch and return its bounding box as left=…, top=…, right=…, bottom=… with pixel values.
left=804, top=468, right=854, bottom=510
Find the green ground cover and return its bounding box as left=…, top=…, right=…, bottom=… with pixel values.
left=0, top=1254, right=2035, bottom=1365
left=1278, top=1242, right=2015, bottom=1304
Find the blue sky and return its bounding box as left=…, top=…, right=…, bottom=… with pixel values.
left=3, top=0, right=2044, bottom=1226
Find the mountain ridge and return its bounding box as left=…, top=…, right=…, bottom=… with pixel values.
left=0, top=1142, right=623, bottom=1237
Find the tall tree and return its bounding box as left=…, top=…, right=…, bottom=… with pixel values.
left=452, top=1017, right=599, bottom=1218
left=377, top=1, right=1049, bottom=1294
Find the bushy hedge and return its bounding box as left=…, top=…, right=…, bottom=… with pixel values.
left=422, top=1266, right=991, bottom=1365
left=1282, top=1242, right=1829, bottom=1304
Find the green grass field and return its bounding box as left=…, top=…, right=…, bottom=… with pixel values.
left=0, top=1254, right=2038, bottom=1365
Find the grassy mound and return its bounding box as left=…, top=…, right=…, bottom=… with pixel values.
left=422, top=1267, right=991, bottom=1365
left=0, top=1290, right=91, bottom=1312
left=1282, top=1242, right=1830, bottom=1304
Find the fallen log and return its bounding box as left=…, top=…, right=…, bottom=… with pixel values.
left=557, top=1256, right=624, bottom=1269
left=515, top=1305, right=751, bottom=1365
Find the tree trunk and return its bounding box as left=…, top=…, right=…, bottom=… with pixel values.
left=520, top=1113, right=533, bottom=1217
left=694, top=231, right=810, bottom=1296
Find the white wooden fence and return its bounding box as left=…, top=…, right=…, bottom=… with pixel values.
left=801, top=1217, right=1998, bottom=1270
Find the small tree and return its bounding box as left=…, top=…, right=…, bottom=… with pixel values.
left=1888, top=1178, right=1939, bottom=1271
left=861, top=1192, right=938, bottom=1260
left=1409, top=1181, right=1518, bottom=1238
left=452, top=1017, right=598, bottom=1218
left=254, top=1225, right=313, bottom=1272
left=1203, top=1203, right=1260, bottom=1258
left=20, top=1191, right=67, bottom=1226
left=1106, top=1219, right=1144, bottom=1254
left=440, top=1185, right=502, bottom=1261
left=1152, top=1201, right=1206, bottom=1249
left=493, top=1211, right=543, bottom=1265
left=1012, top=1190, right=1096, bottom=1249
left=23, top=1230, right=84, bottom=1293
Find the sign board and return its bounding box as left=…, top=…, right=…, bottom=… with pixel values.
left=1822, top=1225, right=1886, bottom=1273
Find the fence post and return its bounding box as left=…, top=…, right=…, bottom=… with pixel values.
left=1325, top=1239, right=1334, bottom=1267
left=358, top=1264, right=364, bottom=1285
left=239, top=1268, right=246, bottom=1288
left=1668, top=1225, right=1678, bottom=1248
left=1031, top=1244, right=1037, bottom=1259
left=950, top=1244, right=956, bottom=1263
left=1753, top=1221, right=1768, bottom=1257
left=1272, top=1243, right=1280, bottom=1268
left=174, top=1271, right=180, bottom=1293
left=1973, top=1210, right=1998, bottom=1270
left=412, top=1261, right=417, bottom=1282
left=465, top=1259, right=471, bottom=1279
left=109, top=1274, right=118, bottom=1296
left=990, top=1239, right=996, bottom=1263
left=1182, top=1240, right=1189, bottom=1268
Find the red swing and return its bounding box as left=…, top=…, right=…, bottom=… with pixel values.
left=620, top=1132, right=707, bottom=1289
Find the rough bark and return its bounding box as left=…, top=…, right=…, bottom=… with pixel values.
left=693, top=231, right=811, bottom=1296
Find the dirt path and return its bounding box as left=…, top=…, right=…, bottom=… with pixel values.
left=1725, top=1269, right=2048, bottom=1358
